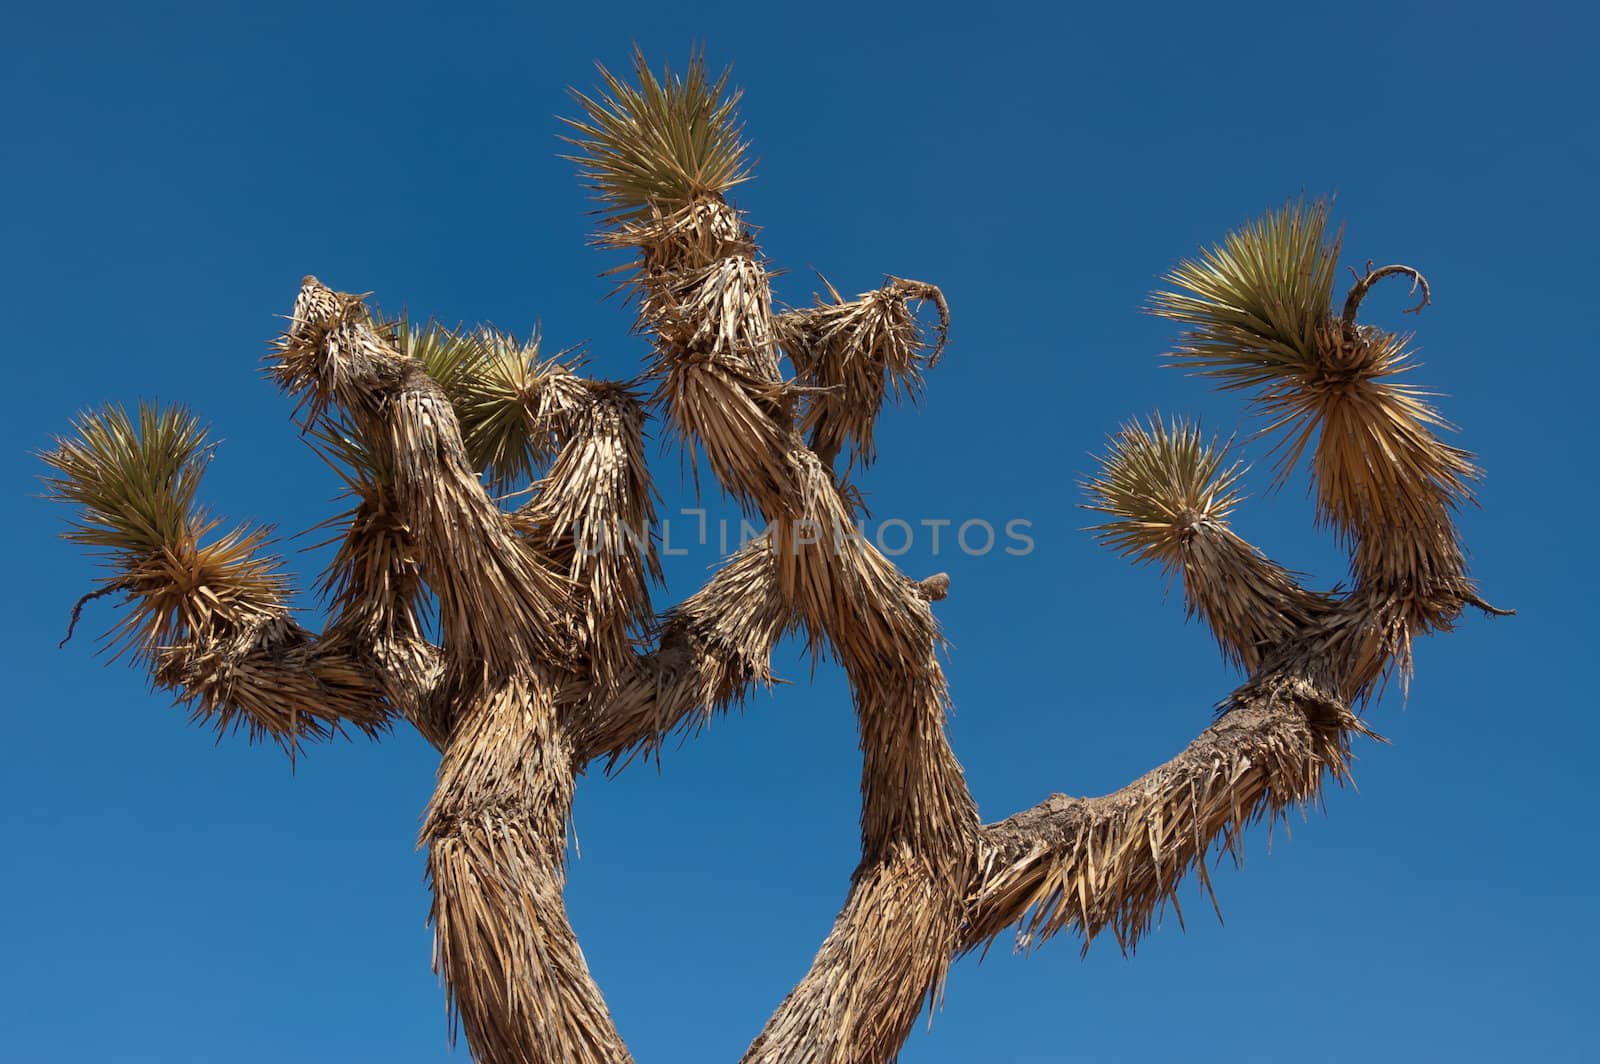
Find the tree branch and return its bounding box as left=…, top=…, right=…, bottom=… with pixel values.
left=775, top=276, right=949, bottom=469
left=607, top=195, right=984, bottom=1058
left=520, top=381, right=662, bottom=692
left=567, top=537, right=788, bottom=771
left=273, top=277, right=573, bottom=676
left=1341, top=261, right=1431, bottom=324
left=424, top=672, right=631, bottom=1063
left=41, top=403, right=401, bottom=751
left=1084, top=418, right=1327, bottom=672
left=963, top=674, right=1373, bottom=955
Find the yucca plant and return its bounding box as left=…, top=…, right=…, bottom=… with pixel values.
left=42, top=52, right=1506, bottom=1064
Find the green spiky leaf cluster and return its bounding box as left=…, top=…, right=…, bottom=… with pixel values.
left=40, top=402, right=288, bottom=660
left=563, top=46, right=752, bottom=227
left=43, top=402, right=213, bottom=557
left=1084, top=417, right=1245, bottom=570
left=1150, top=198, right=1341, bottom=385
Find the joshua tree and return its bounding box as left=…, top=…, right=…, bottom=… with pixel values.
left=42, top=51, right=1506, bottom=1064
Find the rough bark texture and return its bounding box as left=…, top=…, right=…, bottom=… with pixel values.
left=42, top=57, right=1502, bottom=1064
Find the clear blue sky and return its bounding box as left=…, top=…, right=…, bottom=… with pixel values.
left=3, top=3, right=1594, bottom=1061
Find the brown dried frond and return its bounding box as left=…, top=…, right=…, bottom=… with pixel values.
left=599, top=196, right=755, bottom=308
left=152, top=613, right=392, bottom=745
left=777, top=277, right=949, bottom=468
left=276, top=276, right=573, bottom=674
left=270, top=277, right=375, bottom=424
left=772, top=449, right=941, bottom=673
left=307, top=427, right=422, bottom=630
left=658, top=357, right=794, bottom=507
left=520, top=382, right=661, bottom=690
left=596, top=200, right=794, bottom=507
left=299, top=421, right=449, bottom=742
left=1254, top=323, right=1476, bottom=517
left=1277, top=323, right=1477, bottom=594
left=651, top=251, right=781, bottom=375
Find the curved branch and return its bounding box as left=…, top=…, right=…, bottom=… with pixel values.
left=887, top=276, right=949, bottom=366
left=274, top=277, right=573, bottom=676
left=154, top=614, right=398, bottom=748
left=58, top=581, right=131, bottom=648
left=1341, top=262, right=1431, bottom=324
left=1179, top=522, right=1328, bottom=672
left=1085, top=418, right=1326, bottom=671
left=962, top=674, right=1375, bottom=955
left=42, top=403, right=401, bottom=750
left=567, top=537, right=788, bottom=771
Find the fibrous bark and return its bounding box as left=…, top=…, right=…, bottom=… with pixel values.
left=42, top=50, right=1504, bottom=1064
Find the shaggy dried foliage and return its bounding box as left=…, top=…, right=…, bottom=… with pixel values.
left=776, top=277, right=950, bottom=468
left=570, top=537, right=789, bottom=771
left=521, top=381, right=661, bottom=690
left=44, top=53, right=1503, bottom=1064
left=307, top=428, right=447, bottom=745
left=424, top=671, right=631, bottom=1063
left=966, top=678, right=1376, bottom=955
left=273, top=278, right=575, bottom=676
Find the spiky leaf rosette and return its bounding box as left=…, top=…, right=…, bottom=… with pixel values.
left=42, top=403, right=286, bottom=661
left=1085, top=418, right=1319, bottom=670
left=1150, top=198, right=1340, bottom=383
left=563, top=47, right=752, bottom=229
left=41, top=403, right=388, bottom=743
left=1151, top=200, right=1477, bottom=593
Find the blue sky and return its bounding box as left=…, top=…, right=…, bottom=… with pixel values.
left=3, top=2, right=1595, bottom=1061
